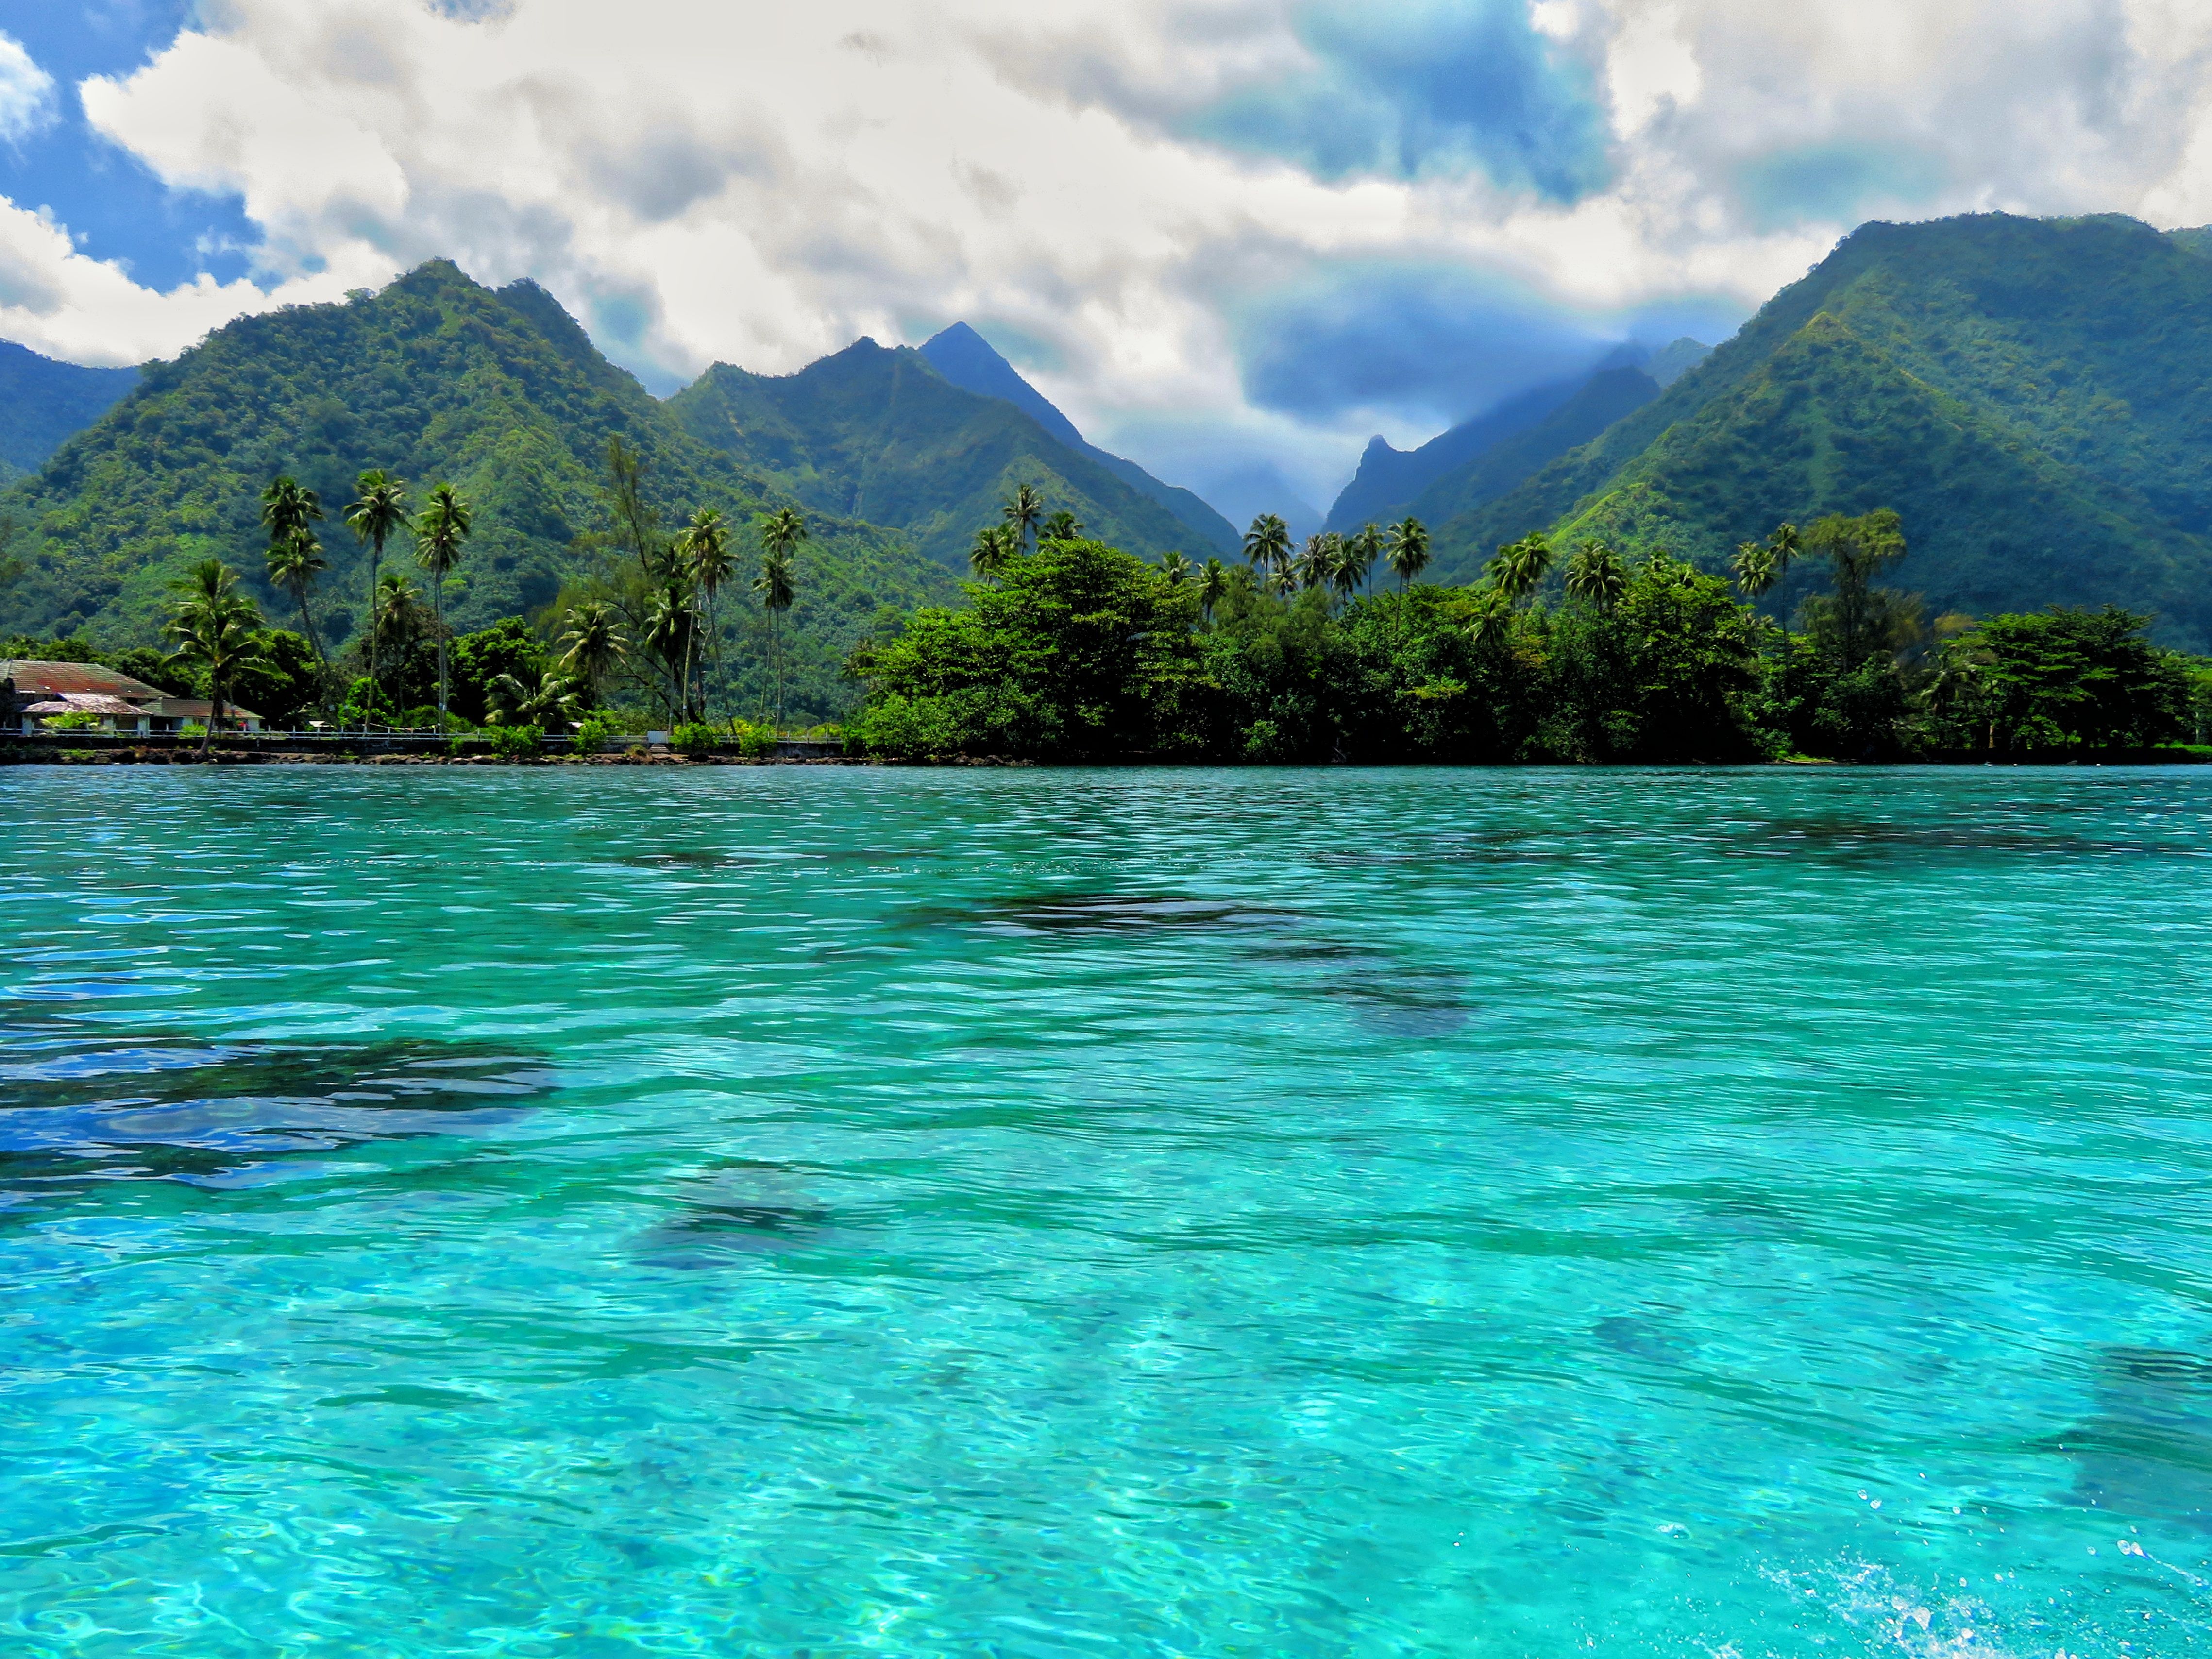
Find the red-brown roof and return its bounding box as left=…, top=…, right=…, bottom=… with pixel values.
left=1, top=660, right=167, bottom=701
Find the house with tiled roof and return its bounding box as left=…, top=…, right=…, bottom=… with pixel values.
left=1, top=661, right=264, bottom=733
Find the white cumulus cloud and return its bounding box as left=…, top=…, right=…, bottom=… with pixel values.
left=0, top=30, right=56, bottom=145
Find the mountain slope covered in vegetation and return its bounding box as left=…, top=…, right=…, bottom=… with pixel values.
left=0, top=342, right=138, bottom=484
left=917, top=323, right=1238, bottom=553
left=1430, top=213, right=2212, bottom=645
left=668, top=339, right=1222, bottom=567
left=0, top=262, right=955, bottom=694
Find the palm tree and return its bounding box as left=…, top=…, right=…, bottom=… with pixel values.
left=1160, top=551, right=1193, bottom=587
left=1564, top=541, right=1628, bottom=612
left=1465, top=585, right=1514, bottom=649
left=1041, top=509, right=1083, bottom=542
left=413, top=483, right=473, bottom=722
left=1295, top=532, right=1343, bottom=593
left=1243, top=513, right=1291, bottom=580
left=345, top=470, right=408, bottom=705
left=643, top=578, right=699, bottom=722
left=1003, top=483, right=1045, bottom=552
left=1487, top=534, right=1554, bottom=605
left=265, top=527, right=329, bottom=665
left=1385, top=517, right=1430, bottom=589
left=371, top=570, right=422, bottom=674
left=165, top=559, right=268, bottom=751
left=1197, top=557, right=1228, bottom=625
left=1345, top=524, right=1382, bottom=595
left=486, top=669, right=582, bottom=729
left=677, top=507, right=734, bottom=719
left=753, top=542, right=798, bottom=731
left=754, top=507, right=804, bottom=729
left=557, top=599, right=628, bottom=707
left=260, top=475, right=323, bottom=552
left=970, top=522, right=1017, bottom=584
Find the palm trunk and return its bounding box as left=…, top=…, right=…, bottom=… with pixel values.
left=203, top=677, right=223, bottom=755
left=366, top=536, right=381, bottom=722
left=434, top=590, right=448, bottom=723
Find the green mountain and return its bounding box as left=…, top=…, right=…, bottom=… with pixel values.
left=1432, top=213, right=2212, bottom=646
left=0, top=261, right=955, bottom=708
left=917, top=322, right=1239, bottom=553
left=0, top=341, right=137, bottom=485
left=666, top=339, right=1221, bottom=568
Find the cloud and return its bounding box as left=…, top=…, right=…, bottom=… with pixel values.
left=1189, top=0, right=1609, bottom=200
left=0, top=32, right=57, bottom=145
left=5, top=0, right=2212, bottom=507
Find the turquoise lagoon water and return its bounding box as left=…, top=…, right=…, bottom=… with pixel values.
left=6, top=765, right=2212, bottom=1657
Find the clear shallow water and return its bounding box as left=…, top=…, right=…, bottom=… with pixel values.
left=5, top=766, right=2212, bottom=1657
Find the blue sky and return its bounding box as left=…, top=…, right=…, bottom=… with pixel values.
left=0, top=0, right=2203, bottom=510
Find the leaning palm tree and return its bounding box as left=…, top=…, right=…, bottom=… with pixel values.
left=1564, top=540, right=1628, bottom=612
left=969, top=522, right=1017, bottom=584
left=753, top=542, right=798, bottom=731
left=1243, top=513, right=1292, bottom=580
left=1385, top=517, right=1430, bottom=589
left=413, top=483, right=473, bottom=722
left=345, top=471, right=409, bottom=705
left=1197, top=557, right=1228, bottom=625
left=1002, top=483, right=1045, bottom=553
left=265, top=527, right=329, bottom=665
left=1041, top=509, right=1083, bottom=542
left=165, top=559, right=268, bottom=751
left=1160, top=551, right=1193, bottom=587
left=677, top=507, right=735, bottom=719
left=557, top=599, right=629, bottom=707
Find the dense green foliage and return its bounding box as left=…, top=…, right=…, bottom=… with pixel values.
left=849, top=514, right=2205, bottom=764
left=1433, top=214, right=2212, bottom=648
left=666, top=342, right=1213, bottom=570
left=0, top=262, right=955, bottom=721
left=0, top=341, right=136, bottom=483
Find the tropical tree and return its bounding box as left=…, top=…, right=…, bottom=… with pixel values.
left=345, top=470, right=408, bottom=702
left=1003, top=483, right=1045, bottom=553
left=1160, top=551, right=1193, bottom=587
left=486, top=668, right=582, bottom=728
left=677, top=507, right=735, bottom=718
left=642, top=579, right=700, bottom=721
left=1197, top=557, right=1228, bottom=625
left=1243, top=513, right=1292, bottom=580
left=970, top=522, right=1018, bottom=584
left=260, top=476, right=322, bottom=555
left=1464, top=585, right=1515, bottom=649
left=1488, top=534, right=1554, bottom=605
left=265, top=528, right=329, bottom=667
left=557, top=599, right=629, bottom=707
left=413, top=483, right=473, bottom=721
left=1344, top=523, right=1382, bottom=595
left=165, top=559, right=268, bottom=751
left=1041, top=510, right=1083, bottom=542
left=755, top=507, right=804, bottom=728
left=605, top=435, right=665, bottom=576
left=1385, top=517, right=1431, bottom=589
left=1564, top=540, right=1628, bottom=612
left=1294, top=532, right=1342, bottom=593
